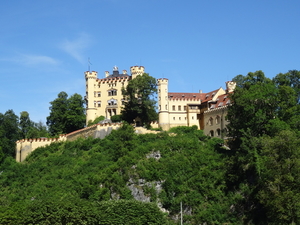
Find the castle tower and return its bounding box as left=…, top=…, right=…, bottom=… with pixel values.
left=85, top=71, right=98, bottom=124
left=130, top=66, right=145, bottom=79
left=226, top=81, right=236, bottom=93
left=157, top=78, right=170, bottom=130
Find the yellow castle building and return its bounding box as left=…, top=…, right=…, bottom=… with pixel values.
left=85, top=64, right=236, bottom=138
left=157, top=78, right=236, bottom=138
left=85, top=65, right=145, bottom=124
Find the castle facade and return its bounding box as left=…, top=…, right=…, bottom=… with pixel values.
left=85, top=66, right=145, bottom=124
left=157, top=78, right=236, bottom=138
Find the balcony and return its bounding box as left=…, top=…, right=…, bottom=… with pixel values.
left=106, top=104, right=118, bottom=109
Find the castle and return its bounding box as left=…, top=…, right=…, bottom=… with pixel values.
left=157, top=78, right=236, bottom=137
left=16, top=65, right=236, bottom=162
left=85, top=65, right=236, bottom=138
left=85, top=65, right=145, bottom=124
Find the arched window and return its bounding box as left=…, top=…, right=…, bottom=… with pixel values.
left=210, top=130, right=214, bottom=137
left=108, top=99, right=117, bottom=105
left=216, top=129, right=221, bottom=136
left=209, top=117, right=213, bottom=126
left=216, top=115, right=221, bottom=124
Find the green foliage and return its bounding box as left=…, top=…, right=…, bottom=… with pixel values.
left=226, top=70, right=300, bottom=223
left=0, top=110, right=20, bottom=159
left=111, top=114, right=122, bottom=123
left=121, top=73, right=158, bottom=126
left=0, top=122, right=233, bottom=224
left=87, top=115, right=105, bottom=126
left=47, top=92, right=85, bottom=136
left=258, top=130, right=300, bottom=224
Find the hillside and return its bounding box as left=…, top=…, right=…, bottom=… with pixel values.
left=0, top=124, right=234, bottom=224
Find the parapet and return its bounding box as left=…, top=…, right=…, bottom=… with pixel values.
left=157, top=78, right=169, bottom=84
left=130, top=66, right=145, bottom=76
left=85, top=71, right=98, bottom=79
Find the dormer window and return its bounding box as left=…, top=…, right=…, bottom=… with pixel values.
left=182, top=95, right=185, bottom=97
left=218, top=102, right=223, bottom=107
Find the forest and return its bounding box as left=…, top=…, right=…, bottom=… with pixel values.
left=0, top=70, right=300, bottom=224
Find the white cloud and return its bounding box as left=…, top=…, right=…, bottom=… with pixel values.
left=0, top=54, right=59, bottom=67
left=60, top=33, right=92, bottom=64
left=18, top=54, right=59, bottom=66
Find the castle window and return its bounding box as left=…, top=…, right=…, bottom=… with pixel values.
left=184, top=106, right=187, bottom=111
left=178, top=106, right=181, bottom=111
left=210, top=130, right=214, bottom=137
left=173, top=117, right=175, bottom=120
left=179, top=117, right=181, bottom=120
left=185, top=117, right=187, bottom=120
left=108, top=89, right=117, bottom=96
left=94, top=101, right=96, bottom=107
left=108, top=99, right=117, bottom=105
left=159, top=89, right=161, bottom=93
left=172, top=105, right=175, bottom=111
left=192, top=116, right=194, bottom=120
left=165, top=105, right=168, bottom=110
left=216, top=115, right=220, bottom=124
left=209, top=117, right=213, bottom=125
left=216, top=129, right=221, bottom=136
left=159, top=105, right=161, bottom=110
left=94, top=91, right=96, bottom=97
left=218, top=102, right=223, bottom=107
left=97, top=101, right=101, bottom=107
left=97, top=92, right=101, bottom=97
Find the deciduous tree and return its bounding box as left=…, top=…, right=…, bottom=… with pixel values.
left=121, top=73, right=157, bottom=127
left=47, top=92, right=85, bottom=136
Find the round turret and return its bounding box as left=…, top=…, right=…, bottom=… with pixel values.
left=157, top=78, right=169, bottom=130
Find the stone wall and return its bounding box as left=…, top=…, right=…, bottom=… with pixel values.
left=16, top=123, right=160, bottom=162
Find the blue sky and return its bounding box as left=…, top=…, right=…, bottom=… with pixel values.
left=1, top=0, right=299, bottom=123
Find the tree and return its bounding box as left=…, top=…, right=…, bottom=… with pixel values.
left=27, top=121, right=50, bottom=139
left=121, top=73, right=157, bottom=127
left=273, top=70, right=300, bottom=103
left=19, top=111, right=32, bottom=139
left=47, top=92, right=85, bottom=136
left=65, top=93, right=86, bottom=133
left=0, top=110, right=20, bottom=158
left=259, top=130, right=300, bottom=224
left=227, top=71, right=277, bottom=142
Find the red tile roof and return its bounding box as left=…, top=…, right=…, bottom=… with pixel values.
left=168, top=92, right=205, bottom=100
left=208, top=93, right=231, bottom=109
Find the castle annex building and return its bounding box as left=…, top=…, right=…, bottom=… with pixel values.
left=157, top=79, right=236, bottom=138
left=85, top=66, right=145, bottom=124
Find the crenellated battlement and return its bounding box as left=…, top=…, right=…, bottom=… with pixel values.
left=85, top=71, right=98, bottom=79
left=16, top=122, right=159, bottom=162
left=130, top=66, right=145, bottom=76
left=157, top=78, right=169, bottom=84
